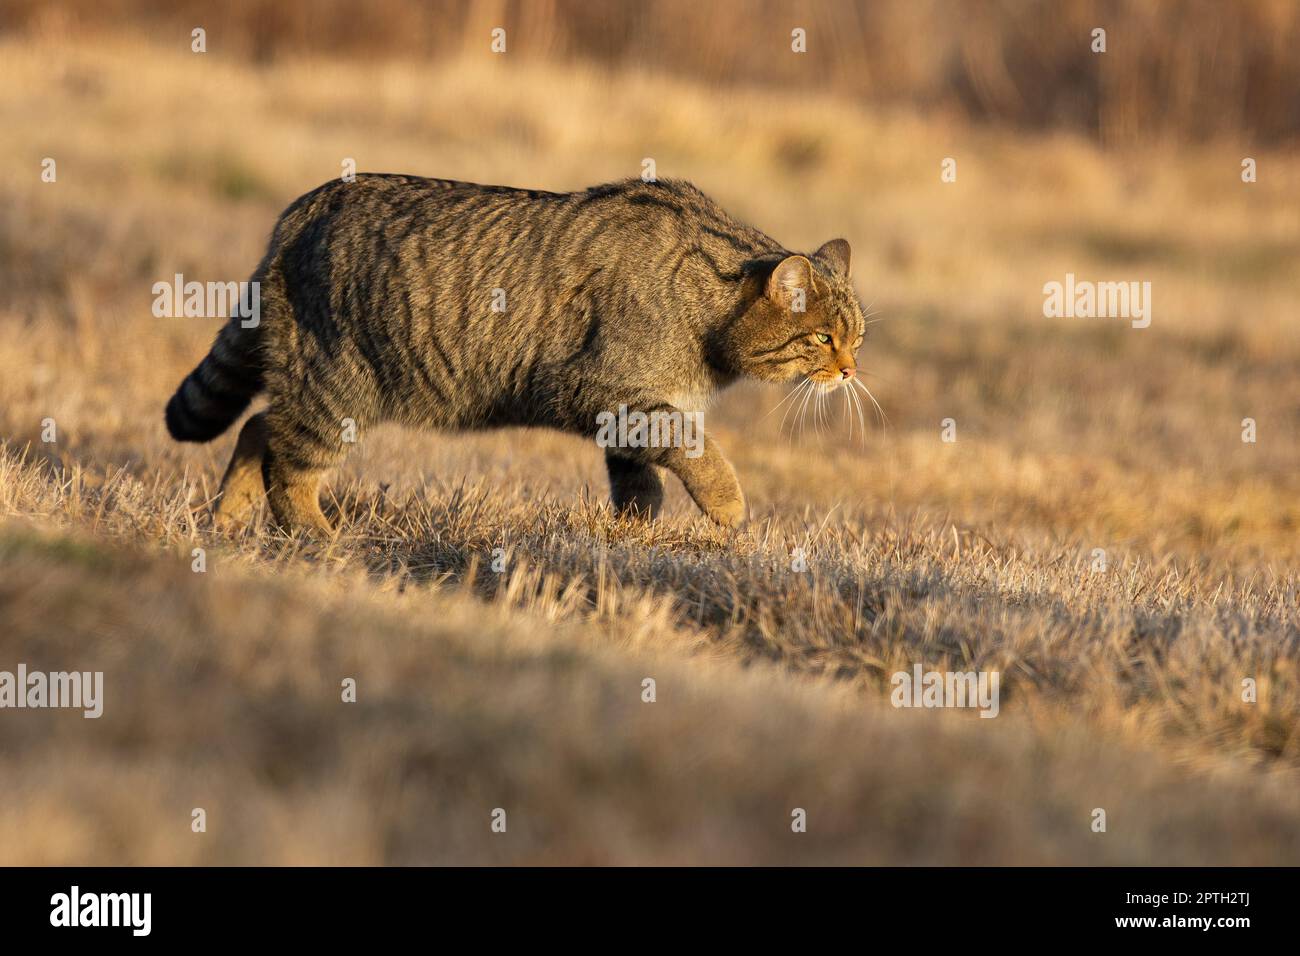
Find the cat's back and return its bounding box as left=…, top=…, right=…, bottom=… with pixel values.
left=269, top=173, right=572, bottom=247
left=270, top=174, right=772, bottom=258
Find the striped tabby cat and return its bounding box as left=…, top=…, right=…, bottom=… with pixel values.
left=165, top=175, right=865, bottom=533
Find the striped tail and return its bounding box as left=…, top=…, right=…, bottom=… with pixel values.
left=165, top=315, right=264, bottom=442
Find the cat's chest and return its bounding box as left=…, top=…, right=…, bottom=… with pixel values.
left=664, top=360, right=732, bottom=414
left=667, top=387, right=714, bottom=415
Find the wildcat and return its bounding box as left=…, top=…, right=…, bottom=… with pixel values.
left=165, top=175, right=865, bottom=533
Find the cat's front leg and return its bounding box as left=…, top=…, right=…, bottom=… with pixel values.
left=598, top=402, right=745, bottom=528
left=605, top=449, right=665, bottom=518
left=671, top=437, right=746, bottom=528
left=646, top=411, right=746, bottom=528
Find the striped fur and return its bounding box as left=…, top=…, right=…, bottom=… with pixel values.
left=165, top=308, right=265, bottom=442
left=165, top=175, right=865, bottom=532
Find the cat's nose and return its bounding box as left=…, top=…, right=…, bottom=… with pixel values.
left=840, top=366, right=856, bottom=380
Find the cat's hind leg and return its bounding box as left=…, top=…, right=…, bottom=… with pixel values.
left=213, top=411, right=269, bottom=530
left=262, top=407, right=344, bottom=536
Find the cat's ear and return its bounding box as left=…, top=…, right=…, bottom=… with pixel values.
left=766, top=255, right=814, bottom=308
left=814, top=238, right=851, bottom=277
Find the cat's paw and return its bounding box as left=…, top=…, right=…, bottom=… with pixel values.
left=706, top=492, right=746, bottom=529
left=212, top=491, right=260, bottom=532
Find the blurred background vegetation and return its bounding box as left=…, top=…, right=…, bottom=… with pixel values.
left=4, top=0, right=1300, bottom=144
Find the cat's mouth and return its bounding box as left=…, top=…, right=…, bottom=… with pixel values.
left=810, top=372, right=848, bottom=390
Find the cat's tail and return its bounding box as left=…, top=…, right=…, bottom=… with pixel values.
left=165, top=311, right=265, bottom=443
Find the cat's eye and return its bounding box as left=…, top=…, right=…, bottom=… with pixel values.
left=815, top=332, right=832, bottom=345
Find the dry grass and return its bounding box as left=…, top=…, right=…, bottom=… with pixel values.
left=0, top=33, right=1297, bottom=864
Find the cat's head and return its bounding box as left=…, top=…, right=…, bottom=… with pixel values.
left=727, top=239, right=864, bottom=387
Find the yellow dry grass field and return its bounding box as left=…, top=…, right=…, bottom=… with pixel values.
left=0, top=32, right=1297, bottom=864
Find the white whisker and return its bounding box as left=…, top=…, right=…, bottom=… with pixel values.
left=842, top=380, right=866, bottom=445
left=795, top=378, right=816, bottom=439
left=852, top=382, right=868, bottom=442
left=842, top=385, right=853, bottom=442
left=780, top=378, right=813, bottom=439
left=851, top=376, right=888, bottom=428
left=762, top=379, right=808, bottom=424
